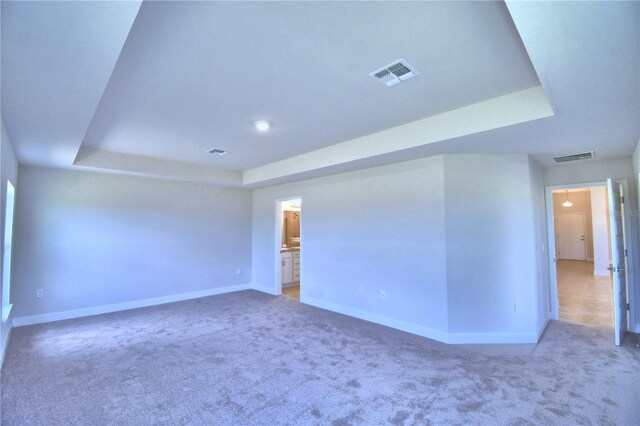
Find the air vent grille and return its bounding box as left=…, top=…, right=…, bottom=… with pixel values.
left=552, top=151, right=594, bottom=163
left=370, top=59, right=419, bottom=87
left=208, top=148, right=229, bottom=156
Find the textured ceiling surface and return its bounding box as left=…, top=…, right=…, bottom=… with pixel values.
left=1, top=1, right=638, bottom=186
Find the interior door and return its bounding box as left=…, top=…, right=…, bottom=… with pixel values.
left=607, top=178, right=628, bottom=346
left=557, top=213, right=586, bottom=260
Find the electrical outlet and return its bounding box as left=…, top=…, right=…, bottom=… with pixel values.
left=380, top=290, right=387, bottom=300
left=358, top=286, right=364, bottom=295
left=236, top=267, right=242, bottom=275
left=36, top=289, right=43, bottom=298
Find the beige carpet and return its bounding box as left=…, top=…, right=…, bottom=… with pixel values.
left=2, top=290, right=639, bottom=425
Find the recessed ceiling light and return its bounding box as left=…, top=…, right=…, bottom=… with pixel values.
left=255, top=120, right=270, bottom=131
left=208, top=148, right=228, bottom=156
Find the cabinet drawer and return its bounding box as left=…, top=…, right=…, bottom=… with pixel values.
left=293, top=252, right=300, bottom=259
left=293, top=271, right=300, bottom=281
left=293, top=259, right=300, bottom=267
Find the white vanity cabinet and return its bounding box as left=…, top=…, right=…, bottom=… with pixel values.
left=293, top=252, right=300, bottom=282
left=281, top=251, right=300, bottom=286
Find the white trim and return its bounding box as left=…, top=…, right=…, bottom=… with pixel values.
left=302, top=296, right=542, bottom=345
left=2, top=303, right=12, bottom=323
left=12, top=284, right=251, bottom=327
left=446, top=331, right=539, bottom=344
left=274, top=196, right=302, bottom=297
left=537, top=317, right=551, bottom=341
left=594, top=270, right=611, bottom=277
left=302, top=295, right=450, bottom=343
left=1, top=324, right=12, bottom=370
left=275, top=201, right=284, bottom=296
left=545, top=179, right=636, bottom=340
left=250, top=284, right=278, bottom=296
left=545, top=181, right=607, bottom=320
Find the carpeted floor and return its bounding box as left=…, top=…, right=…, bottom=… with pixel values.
left=2, top=290, right=639, bottom=425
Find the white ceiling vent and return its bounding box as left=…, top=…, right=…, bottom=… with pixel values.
left=552, top=151, right=594, bottom=163
left=370, top=59, right=419, bottom=87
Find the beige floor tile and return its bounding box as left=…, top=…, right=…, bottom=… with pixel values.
left=556, top=260, right=613, bottom=329
left=282, top=284, right=300, bottom=300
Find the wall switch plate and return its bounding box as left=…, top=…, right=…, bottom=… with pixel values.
left=358, top=286, right=364, bottom=295
left=514, top=302, right=521, bottom=313
left=380, top=290, right=387, bottom=300
left=236, top=268, right=242, bottom=275
left=36, top=289, right=43, bottom=298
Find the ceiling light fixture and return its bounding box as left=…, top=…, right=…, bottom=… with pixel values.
left=562, top=190, right=573, bottom=207
left=288, top=199, right=301, bottom=209
left=255, top=120, right=270, bottom=131
left=208, top=148, right=229, bottom=156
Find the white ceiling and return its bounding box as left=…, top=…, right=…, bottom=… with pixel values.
left=1, top=1, right=142, bottom=166
left=1, top=1, right=638, bottom=187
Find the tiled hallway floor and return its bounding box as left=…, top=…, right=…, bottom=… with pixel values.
left=557, top=260, right=613, bottom=328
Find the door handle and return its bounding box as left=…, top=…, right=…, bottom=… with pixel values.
left=607, top=265, right=626, bottom=272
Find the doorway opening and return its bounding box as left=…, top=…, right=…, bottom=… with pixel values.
left=276, top=198, right=301, bottom=300
left=546, top=179, right=631, bottom=345
left=553, top=186, right=613, bottom=328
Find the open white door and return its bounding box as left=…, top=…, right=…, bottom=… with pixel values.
left=607, top=178, right=628, bottom=346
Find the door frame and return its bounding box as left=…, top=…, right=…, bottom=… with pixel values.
left=556, top=212, right=587, bottom=261
left=274, top=196, right=302, bottom=296
left=545, top=180, right=634, bottom=327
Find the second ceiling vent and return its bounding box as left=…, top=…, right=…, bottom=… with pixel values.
left=370, top=59, right=419, bottom=87
left=552, top=151, right=594, bottom=163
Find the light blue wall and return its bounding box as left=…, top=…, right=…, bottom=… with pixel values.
left=1, top=120, right=19, bottom=368
left=6, top=152, right=595, bottom=343
left=11, top=166, right=252, bottom=318
left=253, top=154, right=548, bottom=343
left=252, top=157, right=450, bottom=335
left=444, top=155, right=541, bottom=337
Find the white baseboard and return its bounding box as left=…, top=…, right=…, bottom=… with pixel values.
left=302, top=295, right=542, bottom=345
left=537, top=316, right=551, bottom=341
left=302, top=295, right=449, bottom=343
left=250, top=284, right=278, bottom=296
left=12, top=284, right=251, bottom=328
left=448, top=316, right=548, bottom=344
left=594, top=269, right=610, bottom=276
left=446, top=331, right=539, bottom=344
